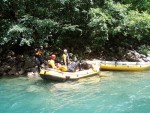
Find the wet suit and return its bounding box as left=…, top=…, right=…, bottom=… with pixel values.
left=34, top=49, right=42, bottom=72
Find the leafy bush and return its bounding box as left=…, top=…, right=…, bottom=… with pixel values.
left=88, top=0, right=150, bottom=51
left=138, top=45, right=150, bottom=55
left=88, top=8, right=109, bottom=47
left=1, top=0, right=150, bottom=57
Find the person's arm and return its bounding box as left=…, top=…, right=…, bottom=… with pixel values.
left=68, top=55, right=70, bottom=64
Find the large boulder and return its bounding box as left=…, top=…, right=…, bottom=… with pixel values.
left=8, top=66, right=17, bottom=76
left=125, top=50, right=146, bottom=62
left=144, top=54, right=150, bottom=61
left=23, top=55, right=35, bottom=72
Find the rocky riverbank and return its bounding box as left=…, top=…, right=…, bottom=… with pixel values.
left=0, top=51, right=36, bottom=77
left=0, top=50, right=150, bottom=77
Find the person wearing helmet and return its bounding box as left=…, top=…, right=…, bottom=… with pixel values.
left=34, top=47, right=43, bottom=72
left=48, top=55, right=57, bottom=69
left=34, top=47, right=43, bottom=63
left=62, top=49, right=70, bottom=66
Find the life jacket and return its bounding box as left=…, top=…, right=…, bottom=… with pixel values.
left=58, top=66, right=68, bottom=72
left=48, top=60, right=56, bottom=68
left=35, top=49, right=42, bottom=58
left=62, top=53, right=70, bottom=66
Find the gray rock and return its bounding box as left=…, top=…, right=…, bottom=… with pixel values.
left=147, top=54, right=150, bottom=57
left=18, top=68, right=25, bottom=75
left=27, top=71, right=40, bottom=78
left=126, top=50, right=146, bottom=62
left=140, top=54, right=146, bottom=58
left=8, top=66, right=17, bottom=75
left=24, top=56, right=35, bottom=69
left=143, top=57, right=150, bottom=62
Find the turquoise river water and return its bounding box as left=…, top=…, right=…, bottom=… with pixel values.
left=1, top=70, right=150, bottom=113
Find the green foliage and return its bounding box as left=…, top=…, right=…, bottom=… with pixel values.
left=1, top=0, right=150, bottom=56
left=104, top=1, right=129, bottom=34
left=62, top=24, right=81, bottom=32
left=88, top=8, right=109, bottom=47
left=122, top=11, right=150, bottom=41
left=88, top=1, right=130, bottom=48
left=138, top=45, right=150, bottom=55
left=88, top=0, right=150, bottom=51
left=114, top=0, right=150, bottom=13
left=7, top=24, right=33, bottom=46
left=0, top=0, right=91, bottom=50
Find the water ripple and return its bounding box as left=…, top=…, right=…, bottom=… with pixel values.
left=1, top=71, right=150, bottom=113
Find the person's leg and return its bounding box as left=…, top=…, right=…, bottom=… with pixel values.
left=35, top=58, right=41, bottom=72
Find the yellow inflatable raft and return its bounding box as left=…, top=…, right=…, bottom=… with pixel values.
left=40, top=67, right=99, bottom=82
left=100, top=61, right=150, bottom=71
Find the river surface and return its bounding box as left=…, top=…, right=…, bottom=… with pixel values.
left=1, top=70, right=150, bottom=113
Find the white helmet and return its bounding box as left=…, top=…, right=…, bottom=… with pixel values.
left=64, top=49, right=67, bottom=52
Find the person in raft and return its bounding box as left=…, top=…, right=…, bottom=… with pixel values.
left=48, top=55, right=58, bottom=69
left=59, top=60, right=97, bottom=72
left=80, top=61, right=97, bottom=71
left=58, top=61, right=80, bottom=72
left=62, top=49, right=70, bottom=66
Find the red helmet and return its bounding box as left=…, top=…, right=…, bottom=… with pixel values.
left=50, top=55, right=56, bottom=59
